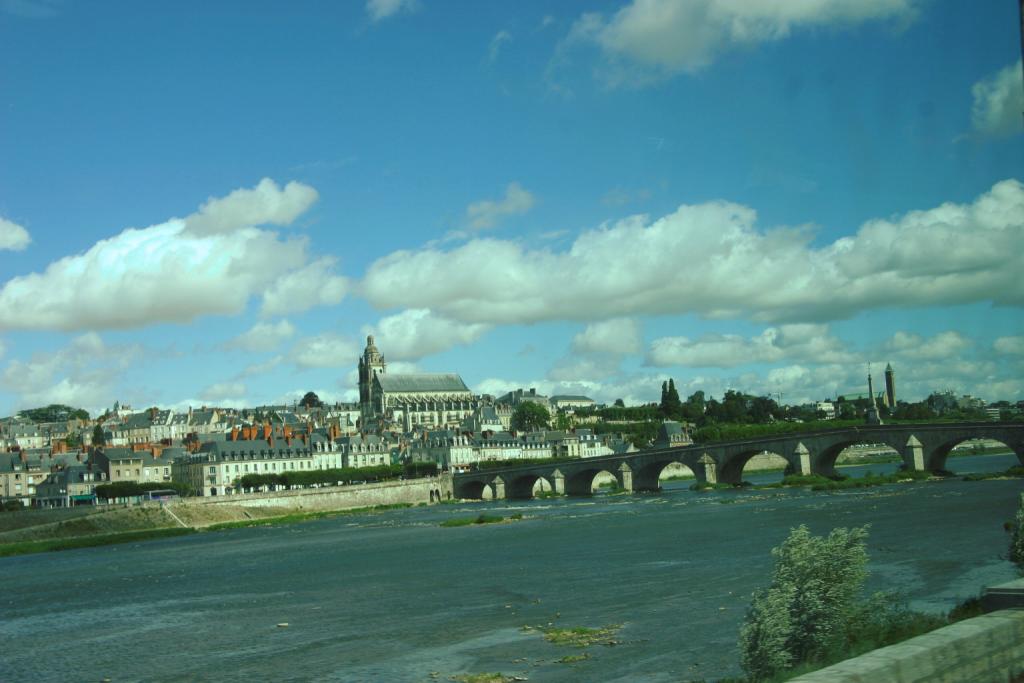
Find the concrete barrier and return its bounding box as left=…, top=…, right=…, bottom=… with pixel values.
left=790, top=609, right=1024, bottom=683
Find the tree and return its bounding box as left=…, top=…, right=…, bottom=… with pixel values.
left=660, top=379, right=682, bottom=419
left=739, top=525, right=870, bottom=681
left=92, top=425, right=106, bottom=447
left=511, top=402, right=550, bottom=432
left=1010, top=493, right=1024, bottom=575
left=613, top=398, right=625, bottom=408
left=299, top=391, right=322, bottom=408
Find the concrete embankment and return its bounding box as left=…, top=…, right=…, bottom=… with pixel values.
left=0, top=475, right=452, bottom=544
left=791, top=578, right=1024, bottom=683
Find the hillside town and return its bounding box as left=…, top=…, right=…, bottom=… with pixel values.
left=0, top=336, right=1018, bottom=509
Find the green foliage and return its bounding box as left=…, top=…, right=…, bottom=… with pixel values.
left=92, top=424, right=106, bottom=446
left=19, top=404, right=90, bottom=423
left=511, top=401, right=550, bottom=432
left=232, top=462, right=437, bottom=492
left=299, top=391, right=322, bottom=408
left=0, top=528, right=193, bottom=557
left=2, top=500, right=25, bottom=512
left=95, top=481, right=192, bottom=500
left=692, top=419, right=863, bottom=444
left=440, top=513, right=505, bottom=527
left=739, top=525, right=870, bottom=681
left=1010, top=494, right=1024, bottom=575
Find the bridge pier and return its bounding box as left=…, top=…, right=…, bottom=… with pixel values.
left=795, top=443, right=812, bottom=476
left=699, top=454, right=717, bottom=484
left=617, top=463, right=634, bottom=493
left=551, top=469, right=565, bottom=495
left=904, top=436, right=926, bottom=471
left=491, top=476, right=506, bottom=500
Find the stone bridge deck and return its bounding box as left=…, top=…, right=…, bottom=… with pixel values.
left=453, top=422, right=1024, bottom=500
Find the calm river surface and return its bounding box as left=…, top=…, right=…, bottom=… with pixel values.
left=3, top=453, right=1022, bottom=683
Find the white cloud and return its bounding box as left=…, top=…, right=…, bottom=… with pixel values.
left=199, top=381, right=247, bottom=402
left=564, top=0, right=916, bottom=84
left=647, top=324, right=850, bottom=368
left=0, top=217, right=31, bottom=251
left=237, top=355, right=284, bottom=378
left=466, top=182, right=535, bottom=230
left=366, top=0, right=416, bottom=23
left=228, top=320, right=296, bottom=353
left=291, top=333, right=360, bottom=369
left=0, top=333, right=142, bottom=414
left=364, top=308, right=490, bottom=361
left=882, top=330, right=971, bottom=361
left=547, top=354, right=624, bottom=382
left=572, top=318, right=642, bottom=355
left=363, top=179, right=1024, bottom=327
left=971, top=60, right=1024, bottom=137
left=995, top=336, right=1024, bottom=355
left=489, top=30, right=512, bottom=63
left=260, top=257, right=348, bottom=317
left=0, top=179, right=343, bottom=332
left=183, top=178, right=318, bottom=236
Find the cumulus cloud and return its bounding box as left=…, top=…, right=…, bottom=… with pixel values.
left=236, top=355, right=284, bottom=378
left=228, top=320, right=296, bottom=353
left=366, top=0, right=416, bottom=22
left=0, top=333, right=142, bottom=413
left=0, top=179, right=342, bottom=332
left=564, top=0, right=916, bottom=84
left=882, top=330, right=971, bottom=361
left=0, top=217, right=31, bottom=251
left=995, top=336, right=1024, bottom=355
left=971, top=60, right=1024, bottom=137
left=466, top=182, right=535, bottom=230
left=647, top=324, right=851, bottom=368
left=572, top=318, right=642, bottom=355
left=363, top=178, right=1024, bottom=327
left=183, top=178, right=318, bottom=236
left=291, top=333, right=360, bottom=369
left=199, top=381, right=247, bottom=402
left=260, top=257, right=348, bottom=317
left=364, top=308, right=490, bottom=360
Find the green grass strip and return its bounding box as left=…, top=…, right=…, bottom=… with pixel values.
left=0, top=527, right=194, bottom=557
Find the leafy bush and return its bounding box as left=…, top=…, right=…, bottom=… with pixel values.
left=739, top=525, right=870, bottom=681
left=1010, top=493, right=1024, bottom=575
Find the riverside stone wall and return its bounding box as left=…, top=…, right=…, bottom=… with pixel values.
left=174, top=474, right=454, bottom=513
left=790, top=609, right=1024, bottom=683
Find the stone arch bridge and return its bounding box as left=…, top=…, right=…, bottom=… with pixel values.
left=453, top=422, right=1024, bottom=500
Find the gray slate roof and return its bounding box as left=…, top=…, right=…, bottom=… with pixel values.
left=376, top=373, right=470, bottom=394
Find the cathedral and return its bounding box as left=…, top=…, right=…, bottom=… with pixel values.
left=357, top=336, right=477, bottom=432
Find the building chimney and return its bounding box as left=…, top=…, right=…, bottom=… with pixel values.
left=231, top=426, right=239, bottom=441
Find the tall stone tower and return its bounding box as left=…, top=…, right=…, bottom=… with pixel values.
left=865, top=365, right=883, bottom=425
left=884, top=363, right=896, bottom=409
left=358, top=335, right=386, bottom=421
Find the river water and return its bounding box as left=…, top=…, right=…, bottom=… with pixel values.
left=3, top=453, right=1021, bottom=683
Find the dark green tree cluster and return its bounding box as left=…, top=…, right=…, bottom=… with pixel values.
left=511, top=402, right=550, bottom=432
left=95, top=481, right=193, bottom=500
left=19, top=404, right=89, bottom=423
left=233, top=462, right=437, bottom=492
left=299, top=391, right=323, bottom=408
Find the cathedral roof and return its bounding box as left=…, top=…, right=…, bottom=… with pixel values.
left=375, top=373, right=471, bottom=393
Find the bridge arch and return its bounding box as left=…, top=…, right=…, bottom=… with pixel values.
left=458, top=479, right=491, bottom=500
left=814, top=435, right=907, bottom=477
left=505, top=472, right=557, bottom=499
left=633, top=458, right=702, bottom=491
left=924, top=436, right=1022, bottom=473
left=564, top=467, right=629, bottom=496
left=718, top=449, right=796, bottom=486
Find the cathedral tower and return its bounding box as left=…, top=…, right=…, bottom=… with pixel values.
left=358, top=335, right=386, bottom=420
left=884, top=363, right=896, bottom=409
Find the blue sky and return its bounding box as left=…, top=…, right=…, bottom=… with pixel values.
left=0, top=0, right=1021, bottom=416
